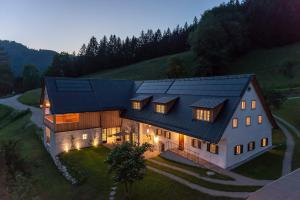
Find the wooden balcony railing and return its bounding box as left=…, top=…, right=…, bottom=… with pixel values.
left=166, top=141, right=202, bottom=165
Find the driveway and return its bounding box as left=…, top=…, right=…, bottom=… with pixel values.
left=0, top=95, right=43, bottom=128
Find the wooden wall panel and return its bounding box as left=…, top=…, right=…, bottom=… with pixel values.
left=100, top=111, right=122, bottom=128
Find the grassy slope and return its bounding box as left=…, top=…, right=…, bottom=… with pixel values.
left=273, top=99, right=300, bottom=170
left=17, top=88, right=41, bottom=107
left=233, top=129, right=286, bottom=180
left=88, top=43, right=300, bottom=90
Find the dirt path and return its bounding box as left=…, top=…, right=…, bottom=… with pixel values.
left=274, top=115, right=300, bottom=138
left=0, top=95, right=43, bottom=128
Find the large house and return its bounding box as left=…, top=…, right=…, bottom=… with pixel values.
left=40, top=74, right=277, bottom=169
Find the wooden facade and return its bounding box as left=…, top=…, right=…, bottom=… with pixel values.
left=44, top=110, right=122, bottom=132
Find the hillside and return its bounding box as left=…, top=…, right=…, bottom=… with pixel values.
left=87, top=43, right=300, bottom=90
left=0, top=40, right=57, bottom=76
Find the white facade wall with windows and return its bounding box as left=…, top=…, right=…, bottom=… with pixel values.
left=222, top=82, right=273, bottom=168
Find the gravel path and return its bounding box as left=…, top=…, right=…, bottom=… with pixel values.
left=0, top=95, right=43, bottom=128
left=273, top=115, right=300, bottom=138
left=147, top=166, right=251, bottom=199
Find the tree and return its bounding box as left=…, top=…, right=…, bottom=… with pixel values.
left=189, top=0, right=250, bottom=75
left=105, top=142, right=152, bottom=199
left=78, top=44, right=87, bottom=56
left=22, top=64, right=40, bottom=91
left=264, top=90, right=286, bottom=110
left=166, top=56, right=186, bottom=78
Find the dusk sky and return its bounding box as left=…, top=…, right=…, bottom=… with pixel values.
left=0, top=0, right=227, bottom=53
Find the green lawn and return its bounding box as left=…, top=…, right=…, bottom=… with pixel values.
left=17, top=88, right=42, bottom=107
left=147, top=161, right=260, bottom=192
left=233, top=129, right=286, bottom=180
left=273, top=98, right=300, bottom=170
left=151, top=156, right=233, bottom=180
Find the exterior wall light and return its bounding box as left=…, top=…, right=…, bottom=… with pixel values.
left=154, top=135, right=159, bottom=143
left=146, top=128, right=150, bottom=133
left=64, top=144, right=69, bottom=153
left=76, top=143, right=80, bottom=150
left=93, top=139, right=98, bottom=147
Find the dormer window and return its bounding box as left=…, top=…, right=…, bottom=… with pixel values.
left=153, top=96, right=178, bottom=114
left=130, top=95, right=152, bottom=111
left=155, top=104, right=166, bottom=114
left=132, top=101, right=141, bottom=110
left=190, top=98, right=226, bottom=123
left=195, top=109, right=211, bottom=122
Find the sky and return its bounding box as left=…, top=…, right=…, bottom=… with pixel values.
left=0, top=0, right=227, bottom=53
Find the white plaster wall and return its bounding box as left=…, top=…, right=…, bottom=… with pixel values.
left=50, top=128, right=101, bottom=155
left=222, top=82, right=273, bottom=168
left=184, top=135, right=227, bottom=168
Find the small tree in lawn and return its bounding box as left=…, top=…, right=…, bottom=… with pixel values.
left=105, top=142, right=152, bottom=199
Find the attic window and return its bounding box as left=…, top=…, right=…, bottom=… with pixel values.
left=130, top=95, right=152, bottom=110
left=132, top=101, right=141, bottom=110
left=190, top=98, right=226, bottom=123
left=155, top=104, right=166, bottom=114
left=153, top=96, right=178, bottom=114
left=195, top=109, right=211, bottom=122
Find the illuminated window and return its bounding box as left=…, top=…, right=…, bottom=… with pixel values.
left=207, top=143, right=218, bottom=154
left=246, top=116, right=251, bottom=126
left=82, top=134, right=88, bottom=140
left=251, top=100, right=256, bottom=109
left=55, top=113, right=79, bottom=124
left=197, top=140, right=202, bottom=149
left=132, top=101, right=141, bottom=110
left=155, top=104, right=166, bottom=114
left=241, top=100, right=246, bottom=110
left=103, top=127, right=121, bottom=138
left=248, top=141, right=255, bottom=151
left=261, top=138, right=268, bottom=147
left=232, top=118, right=238, bottom=128
left=45, top=127, right=51, bottom=144
left=102, top=129, right=107, bottom=143
left=234, top=145, right=243, bottom=155
left=195, top=109, right=211, bottom=122
left=258, top=115, right=263, bottom=124
left=166, top=131, right=171, bottom=139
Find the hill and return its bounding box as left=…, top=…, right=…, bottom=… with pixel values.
left=0, top=40, right=57, bottom=76
left=0, top=48, right=14, bottom=95
left=87, top=43, right=300, bottom=90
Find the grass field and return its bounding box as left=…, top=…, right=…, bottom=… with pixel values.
left=233, top=129, right=286, bottom=180
left=273, top=98, right=300, bottom=170
left=17, top=88, right=41, bottom=107
left=88, top=43, right=300, bottom=90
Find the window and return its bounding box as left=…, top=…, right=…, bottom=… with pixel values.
left=241, top=100, right=246, bottom=110
left=166, top=132, right=171, bottom=139
left=155, top=104, right=166, bottom=114
left=234, top=145, right=243, bottom=155
left=195, top=109, right=211, bottom=122
left=261, top=138, right=268, bottom=147
left=251, top=100, right=256, bottom=110
left=258, top=115, right=263, bottom=124
left=82, top=134, right=88, bottom=140
left=248, top=141, right=255, bottom=151
left=207, top=143, right=218, bottom=154
left=102, top=130, right=107, bottom=143
left=55, top=113, right=79, bottom=124
left=191, top=139, right=196, bottom=148
left=197, top=140, right=202, bottom=149
left=102, top=127, right=121, bottom=138
left=232, top=118, right=238, bottom=128
left=156, top=129, right=162, bottom=136
left=246, top=116, right=251, bottom=126
left=132, top=101, right=141, bottom=110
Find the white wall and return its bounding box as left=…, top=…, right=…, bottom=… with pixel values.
left=222, top=82, right=273, bottom=168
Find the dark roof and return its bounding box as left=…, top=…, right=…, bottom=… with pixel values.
left=152, top=96, right=179, bottom=104
left=130, top=95, right=152, bottom=101
left=43, top=74, right=275, bottom=143
left=44, top=77, right=134, bottom=114
left=190, top=98, right=227, bottom=109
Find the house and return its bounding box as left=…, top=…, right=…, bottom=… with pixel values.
left=40, top=74, right=277, bottom=169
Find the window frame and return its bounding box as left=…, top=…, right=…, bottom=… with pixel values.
left=251, top=100, right=256, bottom=110
left=248, top=141, right=255, bottom=151
left=207, top=143, right=219, bottom=154
left=82, top=133, right=88, bottom=140
left=241, top=100, right=246, bottom=110
left=245, top=116, right=251, bottom=126
left=258, top=115, right=263, bottom=124
left=232, top=118, right=238, bottom=128
left=132, top=101, right=141, bottom=110
left=261, top=138, right=268, bottom=147
left=155, top=104, right=166, bottom=114
left=234, top=144, right=243, bottom=155
left=194, top=108, right=211, bottom=122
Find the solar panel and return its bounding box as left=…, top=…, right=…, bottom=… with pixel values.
left=56, top=80, right=92, bottom=92
left=136, top=80, right=174, bottom=94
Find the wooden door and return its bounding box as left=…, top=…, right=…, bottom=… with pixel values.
left=179, top=134, right=184, bottom=150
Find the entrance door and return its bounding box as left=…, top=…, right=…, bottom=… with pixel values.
left=178, top=134, right=184, bottom=150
